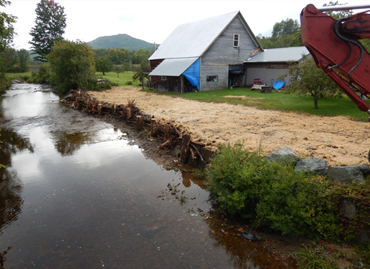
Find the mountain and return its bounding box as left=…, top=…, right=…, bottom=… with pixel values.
left=86, top=34, right=156, bottom=51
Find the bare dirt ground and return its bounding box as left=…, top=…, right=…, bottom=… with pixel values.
left=89, top=86, right=370, bottom=167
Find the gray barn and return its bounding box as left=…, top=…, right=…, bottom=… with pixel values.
left=149, top=11, right=262, bottom=92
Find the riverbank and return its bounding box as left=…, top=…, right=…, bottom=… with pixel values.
left=88, top=86, right=370, bottom=167
left=63, top=86, right=369, bottom=268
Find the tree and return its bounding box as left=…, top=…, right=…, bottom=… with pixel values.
left=29, top=0, right=66, bottom=62
left=132, top=62, right=150, bottom=84
left=272, top=19, right=299, bottom=39
left=47, top=40, right=96, bottom=94
left=95, top=56, right=113, bottom=75
left=3, top=48, right=30, bottom=72
left=17, top=49, right=30, bottom=72
left=0, top=0, right=16, bottom=54
left=256, top=19, right=300, bottom=48
left=0, top=0, right=17, bottom=92
left=113, top=64, right=123, bottom=77
left=286, top=57, right=341, bottom=109
left=108, top=48, right=126, bottom=65
left=323, top=1, right=353, bottom=19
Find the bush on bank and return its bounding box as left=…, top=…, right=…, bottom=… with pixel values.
left=205, top=142, right=370, bottom=241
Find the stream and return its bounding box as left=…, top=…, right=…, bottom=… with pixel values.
left=0, top=84, right=294, bottom=268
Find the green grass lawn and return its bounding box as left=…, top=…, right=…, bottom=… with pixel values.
left=95, top=71, right=141, bottom=87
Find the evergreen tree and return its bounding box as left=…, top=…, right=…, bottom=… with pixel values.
left=29, top=0, right=66, bottom=62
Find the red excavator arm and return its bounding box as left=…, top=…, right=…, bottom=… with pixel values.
left=301, top=4, right=370, bottom=118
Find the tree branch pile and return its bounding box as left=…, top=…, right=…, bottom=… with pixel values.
left=63, top=89, right=214, bottom=167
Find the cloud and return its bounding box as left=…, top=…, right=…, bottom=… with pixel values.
left=116, top=14, right=134, bottom=23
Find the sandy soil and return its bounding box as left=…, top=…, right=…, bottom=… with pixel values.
left=89, top=86, right=370, bottom=166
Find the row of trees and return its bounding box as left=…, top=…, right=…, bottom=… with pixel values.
left=94, top=48, right=152, bottom=65
left=3, top=48, right=30, bottom=72
left=93, top=48, right=152, bottom=75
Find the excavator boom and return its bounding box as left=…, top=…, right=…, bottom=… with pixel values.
left=301, top=4, right=370, bottom=117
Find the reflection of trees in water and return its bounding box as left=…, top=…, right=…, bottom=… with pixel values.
left=52, top=131, right=93, bottom=156
left=0, top=169, right=23, bottom=269
left=0, top=128, right=34, bottom=167
left=0, top=128, right=27, bottom=268
left=0, top=246, right=12, bottom=269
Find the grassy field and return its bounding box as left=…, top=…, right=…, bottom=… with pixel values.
left=6, top=71, right=369, bottom=122
left=6, top=72, right=33, bottom=80
left=95, top=71, right=141, bottom=87
left=6, top=71, right=140, bottom=87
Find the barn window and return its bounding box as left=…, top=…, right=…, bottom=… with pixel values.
left=233, top=34, right=240, bottom=47
left=206, top=75, right=218, bottom=82
left=161, top=76, right=167, bottom=80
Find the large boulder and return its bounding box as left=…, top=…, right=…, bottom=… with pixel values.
left=266, top=146, right=300, bottom=165
left=327, top=165, right=367, bottom=184
left=294, top=157, right=328, bottom=176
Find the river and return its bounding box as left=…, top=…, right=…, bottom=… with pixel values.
left=0, top=84, right=294, bottom=268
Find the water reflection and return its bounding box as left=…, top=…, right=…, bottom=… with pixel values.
left=0, top=170, right=23, bottom=269
left=51, top=131, right=91, bottom=156
left=0, top=128, right=34, bottom=167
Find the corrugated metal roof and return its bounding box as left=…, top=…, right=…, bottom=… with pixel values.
left=149, top=57, right=198, bottom=76
left=149, top=11, right=239, bottom=60
left=245, top=46, right=309, bottom=63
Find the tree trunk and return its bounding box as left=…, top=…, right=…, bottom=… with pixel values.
left=314, top=94, right=318, bottom=109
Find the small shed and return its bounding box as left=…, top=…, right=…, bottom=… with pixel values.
left=149, top=11, right=262, bottom=92
left=244, top=46, right=309, bottom=87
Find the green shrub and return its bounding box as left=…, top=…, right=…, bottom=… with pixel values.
left=206, top=142, right=342, bottom=239
left=92, top=83, right=111, bottom=91
left=30, top=64, right=52, bottom=84
left=125, top=81, right=133, bottom=85
left=0, top=73, right=12, bottom=93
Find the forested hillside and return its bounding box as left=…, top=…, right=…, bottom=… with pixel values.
left=87, top=34, right=156, bottom=51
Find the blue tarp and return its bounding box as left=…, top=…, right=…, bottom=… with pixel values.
left=183, top=58, right=200, bottom=91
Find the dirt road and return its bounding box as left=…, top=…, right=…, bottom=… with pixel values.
left=88, top=86, right=370, bottom=166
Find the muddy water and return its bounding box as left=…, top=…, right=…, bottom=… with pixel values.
left=0, top=84, right=293, bottom=268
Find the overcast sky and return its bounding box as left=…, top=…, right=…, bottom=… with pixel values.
left=5, top=0, right=370, bottom=50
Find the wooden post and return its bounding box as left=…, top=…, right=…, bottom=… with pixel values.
left=151, top=118, right=156, bottom=137
left=97, top=103, right=102, bottom=115
left=136, top=115, right=143, bottom=131
left=126, top=107, right=131, bottom=119
left=180, top=134, right=191, bottom=164
left=164, top=123, right=170, bottom=141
